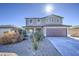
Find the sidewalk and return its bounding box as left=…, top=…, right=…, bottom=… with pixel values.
left=68, top=35, right=79, bottom=40
left=0, top=52, right=17, bottom=56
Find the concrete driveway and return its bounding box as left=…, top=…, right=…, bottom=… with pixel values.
left=47, top=37, right=79, bottom=56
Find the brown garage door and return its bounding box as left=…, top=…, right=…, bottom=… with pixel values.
left=46, top=28, right=67, bottom=37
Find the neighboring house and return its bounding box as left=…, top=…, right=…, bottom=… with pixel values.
left=0, top=25, right=18, bottom=37
left=24, top=14, right=71, bottom=37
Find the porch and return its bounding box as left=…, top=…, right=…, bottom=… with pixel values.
left=24, top=26, right=43, bottom=36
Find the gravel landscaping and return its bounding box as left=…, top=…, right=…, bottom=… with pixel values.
left=0, top=37, right=61, bottom=56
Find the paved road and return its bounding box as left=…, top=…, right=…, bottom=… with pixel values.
left=48, top=37, right=79, bottom=56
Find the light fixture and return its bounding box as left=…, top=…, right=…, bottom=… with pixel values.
left=29, top=29, right=33, bottom=33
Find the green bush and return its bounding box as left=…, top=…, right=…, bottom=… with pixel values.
left=32, top=41, right=38, bottom=50
left=34, top=31, right=44, bottom=41
left=30, top=31, right=44, bottom=50
left=30, top=33, right=38, bottom=50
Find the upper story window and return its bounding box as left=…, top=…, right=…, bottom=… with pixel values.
left=30, top=19, right=32, bottom=23
left=52, top=18, right=53, bottom=22
left=57, top=19, right=59, bottom=22
left=38, top=19, right=40, bottom=22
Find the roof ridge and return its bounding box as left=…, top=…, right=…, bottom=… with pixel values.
left=25, top=14, right=63, bottom=19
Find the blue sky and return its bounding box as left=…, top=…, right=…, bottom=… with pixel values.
left=0, top=3, right=79, bottom=27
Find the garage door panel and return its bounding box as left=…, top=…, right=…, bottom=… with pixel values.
left=46, top=28, right=67, bottom=37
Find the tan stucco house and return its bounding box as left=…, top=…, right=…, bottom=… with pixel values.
left=24, top=14, right=71, bottom=37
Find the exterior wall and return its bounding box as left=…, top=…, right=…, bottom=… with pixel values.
left=43, top=27, right=46, bottom=37
left=44, top=15, right=63, bottom=25
left=67, top=27, right=70, bottom=36
left=26, top=15, right=63, bottom=26
left=26, top=18, right=43, bottom=26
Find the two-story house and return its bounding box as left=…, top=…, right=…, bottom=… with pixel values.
left=24, top=14, right=71, bottom=37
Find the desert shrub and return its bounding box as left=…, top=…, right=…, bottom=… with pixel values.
left=30, top=33, right=38, bottom=50
left=17, top=28, right=26, bottom=41
left=30, top=31, right=44, bottom=50
left=0, top=37, right=4, bottom=44
left=35, top=31, right=44, bottom=41
left=32, top=40, right=38, bottom=50
left=0, top=30, right=20, bottom=44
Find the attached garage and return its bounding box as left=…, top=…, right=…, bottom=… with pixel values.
left=43, top=26, right=68, bottom=37
left=46, top=28, right=67, bottom=37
